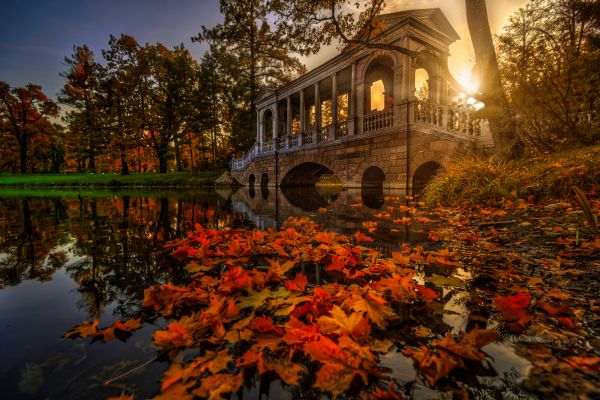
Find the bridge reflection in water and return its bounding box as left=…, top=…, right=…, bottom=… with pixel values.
left=228, top=185, right=429, bottom=247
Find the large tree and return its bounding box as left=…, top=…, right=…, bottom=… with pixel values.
left=102, top=34, right=144, bottom=175
left=272, top=0, right=521, bottom=157
left=0, top=82, right=59, bottom=173
left=465, top=0, right=521, bottom=157
left=193, top=0, right=306, bottom=152
left=59, top=45, right=106, bottom=172
left=144, top=43, right=198, bottom=173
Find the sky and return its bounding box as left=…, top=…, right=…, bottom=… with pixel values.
left=0, top=0, right=529, bottom=100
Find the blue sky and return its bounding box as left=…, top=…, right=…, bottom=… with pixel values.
left=0, top=0, right=528, bottom=101
left=0, top=0, right=223, bottom=98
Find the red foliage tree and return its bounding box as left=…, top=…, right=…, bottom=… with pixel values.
left=0, top=82, right=59, bottom=173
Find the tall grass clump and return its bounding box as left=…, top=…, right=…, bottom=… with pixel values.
left=423, top=145, right=600, bottom=205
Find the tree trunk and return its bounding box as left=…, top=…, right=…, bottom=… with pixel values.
left=120, top=149, right=129, bottom=175
left=465, top=0, right=522, bottom=158
left=19, top=138, right=27, bottom=174
left=157, top=143, right=169, bottom=173
left=88, top=137, right=96, bottom=173
left=174, top=134, right=183, bottom=172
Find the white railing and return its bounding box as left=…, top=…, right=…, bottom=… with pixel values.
left=303, top=130, right=315, bottom=145
left=415, top=100, right=484, bottom=137
left=289, top=134, right=299, bottom=148
left=231, top=142, right=259, bottom=171
left=231, top=101, right=491, bottom=172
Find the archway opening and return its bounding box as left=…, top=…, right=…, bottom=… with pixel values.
left=260, top=173, right=269, bottom=187
left=412, top=161, right=443, bottom=195
left=281, top=162, right=338, bottom=187
left=365, top=55, right=395, bottom=113
left=249, top=174, right=256, bottom=198
left=362, top=166, right=385, bottom=188
left=263, top=109, right=273, bottom=143
left=361, top=166, right=386, bottom=209
left=415, top=68, right=430, bottom=101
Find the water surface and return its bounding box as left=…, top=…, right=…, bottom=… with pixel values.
left=0, top=187, right=532, bottom=399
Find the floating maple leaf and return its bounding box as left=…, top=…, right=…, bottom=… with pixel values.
left=493, top=290, right=531, bottom=324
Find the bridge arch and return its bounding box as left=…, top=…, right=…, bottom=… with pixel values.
left=361, top=166, right=386, bottom=209
left=412, top=161, right=443, bottom=195
left=260, top=173, right=269, bottom=187
left=281, top=162, right=338, bottom=187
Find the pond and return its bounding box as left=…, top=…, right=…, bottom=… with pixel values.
left=0, top=187, right=534, bottom=399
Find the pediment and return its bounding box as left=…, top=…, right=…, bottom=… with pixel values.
left=256, top=87, right=276, bottom=103
left=379, top=8, right=460, bottom=43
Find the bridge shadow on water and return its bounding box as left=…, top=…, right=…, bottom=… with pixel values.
left=229, top=183, right=430, bottom=247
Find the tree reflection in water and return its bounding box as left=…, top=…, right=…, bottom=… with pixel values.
left=0, top=193, right=240, bottom=319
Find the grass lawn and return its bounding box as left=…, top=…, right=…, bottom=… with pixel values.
left=0, top=171, right=223, bottom=188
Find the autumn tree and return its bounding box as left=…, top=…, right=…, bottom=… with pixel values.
left=497, top=0, right=600, bottom=148
left=102, top=34, right=147, bottom=175
left=193, top=0, right=306, bottom=152
left=60, top=45, right=106, bottom=172
left=0, top=82, right=59, bottom=173
left=144, top=43, right=198, bottom=173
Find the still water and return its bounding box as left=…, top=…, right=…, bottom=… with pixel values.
left=0, top=187, right=531, bottom=399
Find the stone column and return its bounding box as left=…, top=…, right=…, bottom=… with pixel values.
left=314, top=82, right=321, bottom=141
left=299, top=89, right=305, bottom=146
left=429, top=76, right=442, bottom=104
left=331, top=72, right=338, bottom=140
left=348, top=62, right=357, bottom=135
left=272, top=101, right=279, bottom=151
left=299, top=89, right=305, bottom=132
left=256, top=109, right=262, bottom=149
left=393, top=65, right=403, bottom=126
left=440, top=77, right=448, bottom=105
left=356, top=81, right=365, bottom=135
left=286, top=96, right=292, bottom=149
left=400, top=38, right=415, bottom=123
left=350, top=62, right=356, bottom=117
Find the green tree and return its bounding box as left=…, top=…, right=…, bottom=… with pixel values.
left=102, top=34, right=145, bottom=175
left=144, top=43, right=198, bottom=173
left=193, top=0, right=305, bottom=152
left=59, top=45, right=106, bottom=172
left=0, top=82, right=59, bottom=173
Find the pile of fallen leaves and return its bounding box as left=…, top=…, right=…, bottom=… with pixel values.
left=65, top=217, right=507, bottom=399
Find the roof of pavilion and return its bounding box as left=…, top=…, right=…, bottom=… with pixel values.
left=256, top=8, right=460, bottom=104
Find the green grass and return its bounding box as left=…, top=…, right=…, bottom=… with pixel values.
left=0, top=187, right=229, bottom=199
left=423, top=145, right=600, bottom=205
left=0, top=171, right=223, bottom=188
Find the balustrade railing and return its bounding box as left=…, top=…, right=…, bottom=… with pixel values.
left=277, top=136, right=286, bottom=150
left=232, top=101, right=492, bottom=172
left=363, top=108, right=394, bottom=133
left=414, top=100, right=483, bottom=137
left=335, top=119, right=349, bottom=139
left=302, top=130, right=314, bottom=145
left=317, top=127, right=327, bottom=142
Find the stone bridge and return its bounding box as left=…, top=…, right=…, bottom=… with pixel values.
left=230, top=8, right=494, bottom=193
